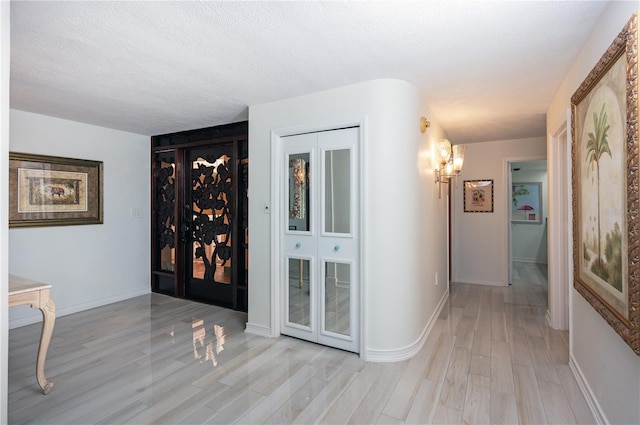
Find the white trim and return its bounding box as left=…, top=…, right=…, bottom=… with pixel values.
left=365, top=289, right=449, bottom=362
left=9, top=287, right=150, bottom=329
left=245, top=322, right=273, bottom=338
left=270, top=130, right=281, bottom=338
left=547, top=113, right=570, bottom=330
left=0, top=2, right=9, bottom=422
left=545, top=310, right=552, bottom=328
left=358, top=117, right=367, bottom=361
left=569, top=353, right=607, bottom=425
left=512, top=257, right=547, bottom=264
left=455, top=277, right=508, bottom=287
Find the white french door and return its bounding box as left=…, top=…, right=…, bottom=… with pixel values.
left=280, top=127, right=359, bottom=353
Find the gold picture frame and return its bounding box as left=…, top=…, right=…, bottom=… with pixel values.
left=463, top=179, right=494, bottom=213
left=9, top=152, right=104, bottom=228
left=571, top=11, right=639, bottom=355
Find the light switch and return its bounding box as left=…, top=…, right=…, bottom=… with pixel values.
left=130, top=207, right=142, bottom=218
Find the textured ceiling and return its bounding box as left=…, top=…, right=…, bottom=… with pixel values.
left=10, top=1, right=610, bottom=143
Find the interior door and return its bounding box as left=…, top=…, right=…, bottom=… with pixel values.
left=281, top=127, right=359, bottom=353
left=151, top=122, right=248, bottom=311
left=184, top=143, right=235, bottom=308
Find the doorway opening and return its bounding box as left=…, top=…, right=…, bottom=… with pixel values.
left=509, top=160, right=549, bottom=308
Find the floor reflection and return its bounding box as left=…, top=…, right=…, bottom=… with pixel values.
left=192, top=318, right=226, bottom=367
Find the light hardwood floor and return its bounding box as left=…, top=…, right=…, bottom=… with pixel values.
left=9, top=262, right=594, bottom=424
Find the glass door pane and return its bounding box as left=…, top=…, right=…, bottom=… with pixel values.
left=324, top=149, right=351, bottom=234
left=288, top=153, right=310, bottom=232
left=324, top=261, right=351, bottom=336
left=191, top=153, right=232, bottom=283
left=288, top=258, right=311, bottom=328
left=156, top=153, right=176, bottom=273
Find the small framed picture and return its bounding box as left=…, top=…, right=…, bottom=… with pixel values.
left=463, top=179, right=494, bottom=213
left=512, top=182, right=543, bottom=224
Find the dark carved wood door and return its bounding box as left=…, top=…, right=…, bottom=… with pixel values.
left=184, top=144, right=235, bottom=307
left=151, top=122, right=248, bottom=311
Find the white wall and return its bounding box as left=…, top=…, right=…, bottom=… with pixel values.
left=248, top=79, right=449, bottom=360
left=547, top=3, right=640, bottom=424
left=452, top=137, right=546, bottom=286
left=8, top=110, right=150, bottom=328
left=512, top=167, right=548, bottom=264
left=0, top=1, right=10, bottom=421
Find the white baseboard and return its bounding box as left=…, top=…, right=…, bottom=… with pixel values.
left=512, top=257, right=548, bottom=264
left=9, top=287, right=150, bottom=329
left=454, top=277, right=508, bottom=287
left=245, top=322, right=272, bottom=338
left=569, top=353, right=607, bottom=425
left=364, top=289, right=449, bottom=362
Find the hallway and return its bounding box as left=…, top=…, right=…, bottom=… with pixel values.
left=8, top=264, right=593, bottom=424
left=430, top=262, right=593, bottom=424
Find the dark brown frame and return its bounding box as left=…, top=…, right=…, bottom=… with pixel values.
left=571, top=12, right=639, bottom=355
left=463, top=179, right=494, bottom=213
left=9, top=152, right=103, bottom=228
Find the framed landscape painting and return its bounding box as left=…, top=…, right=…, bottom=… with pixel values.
left=571, top=12, right=639, bottom=355
left=9, top=152, right=104, bottom=228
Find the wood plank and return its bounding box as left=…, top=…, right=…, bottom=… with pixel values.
left=538, top=379, right=577, bottom=425
left=440, top=347, right=471, bottom=410
left=462, top=374, right=490, bottom=425
left=555, top=364, right=596, bottom=425
left=432, top=401, right=463, bottom=425
left=513, top=363, right=548, bottom=425
left=470, top=354, right=491, bottom=378
left=318, top=362, right=383, bottom=424
left=382, top=341, right=432, bottom=420
left=490, top=391, right=519, bottom=425
left=292, top=367, right=357, bottom=424
left=349, top=361, right=406, bottom=424
left=491, top=340, right=515, bottom=394
left=404, top=379, right=440, bottom=424
left=234, top=364, right=318, bottom=424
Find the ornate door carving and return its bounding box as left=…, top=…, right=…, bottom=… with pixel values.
left=151, top=122, right=248, bottom=311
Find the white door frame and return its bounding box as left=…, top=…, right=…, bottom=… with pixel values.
left=547, top=111, right=571, bottom=330
left=269, top=118, right=366, bottom=358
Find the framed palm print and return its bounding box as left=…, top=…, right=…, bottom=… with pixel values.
left=571, top=11, right=639, bottom=355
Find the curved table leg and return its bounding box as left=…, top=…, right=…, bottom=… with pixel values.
left=34, top=294, right=56, bottom=394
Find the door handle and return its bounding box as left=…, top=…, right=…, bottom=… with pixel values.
left=295, top=242, right=301, bottom=249
left=334, top=245, right=340, bottom=251
left=180, top=222, right=190, bottom=243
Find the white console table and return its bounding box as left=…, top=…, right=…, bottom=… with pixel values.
left=9, top=275, right=56, bottom=394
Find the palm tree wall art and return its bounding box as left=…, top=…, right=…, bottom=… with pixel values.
left=585, top=103, right=612, bottom=281
left=571, top=11, right=639, bottom=355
